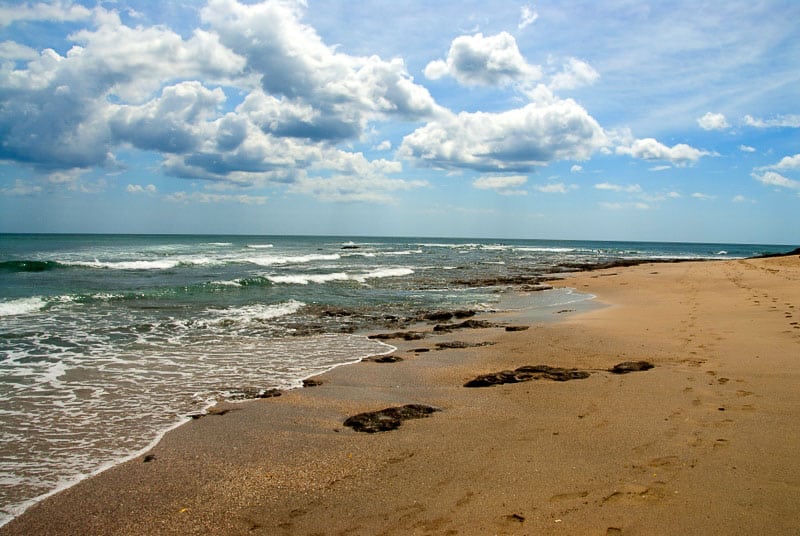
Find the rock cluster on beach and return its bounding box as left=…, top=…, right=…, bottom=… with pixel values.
left=608, top=361, right=655, bottom=374
left=343, top=404, right=441, bottom=433
left=464, top=365, right=592, bottom=387
left=463, top=361, right=655, bottom=387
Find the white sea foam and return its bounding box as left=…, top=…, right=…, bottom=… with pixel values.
left=0, top=329, right=393, bottom=527
left=208, top=300, right=305, bottom=322
left=267, top=268, right=414, bottom=285
left=65, top=259, right=182, bottom=270
left=62, top=255, right=223, bottom=270
left=246, top=244, right=274, bottom=249
left=341, top=251, right=377, bottom=258
left=246, top=253, right=341, bottom=266
left=0, top=297, right=47, bottom=317
left=382, top=249, right=423, bottom=256
left=418, top=242, right=481, bottom=249
left=267, top=273, right=350, bottom=285
left=356, top=267, right=414, bottom=281
left=514, top=247, right=577, bottom=253
left=209, top=279, right=243, bottom=287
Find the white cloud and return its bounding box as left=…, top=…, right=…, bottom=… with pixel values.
left=0, top=9, right=245, bottom=170
left=0, top=41, right=39, bottom=60
left=595, top=182, right=642, bottom=193
left=127, top=184, right=157, bottom=195
left=290, top=174, right=427, bottom=203
left=0, top=0, right=454, bottom=207
left=0, top=179, right=43, bottom=196
left=697, top=112, right=729, bottom=130
left=285, top=148, right=426, bottom=203
left=399, top=98, right=607, bottom=172
left=739, top=145, right=756, bottom=153
left=691, top=192, right=716, bottom=200
left=111, top=82, right=225, bottom=154
left=69, top=10, right=245, bottom=102
left=764, top=153, right=800, bottom=171
left=424, top=32, right=541, bottom=86
left=518, top=5, right=539, bottom=30
left=732, top=195, right=755, bottom=204
left=165, top=191, right=268, bottom=205
left=473, top=175, right=527, bottom=191
left=0, top=1, right=92, bottom=27
left=616, top=137, right=710, bottom=166
left=599, top=201, right=650, bottom=211
left=752, top=171, right=800, bottom=190
left=744, top=114, right=800, bottom=128
left=570, top=164, right=583, bottom=173
left=548, top=57, right=599, bottom=90
left=203, top=0, right=440, bottom=127
left=533, top=182, right=576, bottom=194
left=375, top=140, right=392, bottom=151
left=649, top=165, right=672, bottom=171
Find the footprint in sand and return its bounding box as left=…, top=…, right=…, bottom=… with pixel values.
left=549, top=491, right=589, bottom=502
left=602, top=484, right=651, bottom=504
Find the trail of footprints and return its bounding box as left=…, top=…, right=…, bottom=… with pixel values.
left=541, top=371, right=755, bottom=531
left=728, top=262, right=800, bottom=337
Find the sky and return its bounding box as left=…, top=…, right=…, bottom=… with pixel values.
left=0, top=0, right=798, bottom=244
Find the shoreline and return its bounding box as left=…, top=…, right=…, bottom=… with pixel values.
left=0, top=280, right=594, bottom=527
left=3, top=255, right=800, bottom=534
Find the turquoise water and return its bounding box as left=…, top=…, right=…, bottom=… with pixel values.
left=0, top=234, right=792, bottom=523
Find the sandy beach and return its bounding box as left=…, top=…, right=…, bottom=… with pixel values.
left=2, top=254, right=799, bottom=535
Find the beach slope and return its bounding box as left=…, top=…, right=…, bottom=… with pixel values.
left=3, top=255, right=799, bottom=535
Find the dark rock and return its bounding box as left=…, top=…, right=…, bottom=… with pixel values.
left=368, top=331, right=425, bottom=341
left=454, top=310, right=477, bottom=318
left=433, top=319, right=496, bottom=332
left=302, top=379, right=322, bottom=387
left=368, top=354, right=404, bottom=363
left=411, top=348, right=430, bottom=353
left=609, top=361, right=654, bottom=374
left=143, top=454, right=156, bottom=463
left=452, top=275, right=544, bottom=287
left=505, top=325, right=529, bottom=332
left=320, top=308, right=354, bottom=317
left=516, top=365, right=591, bottom=381
left=752, top=247, right=800, bottom=258
left=464, top=365, right=591, bottom=387
left=464, top=370, right=520, bottom=387
left=344, top=404, right=440, bottom=433
left=423, top=311, right=454, bottom=322
left=189, top=408, right=235, bottom=419
left=435, top=341, right=495, bottom=350
left=519, top=284, right=553, bottom=292
left=258, top=389, right=283, bottom=398
left=552, top=258, right=701, bottom=273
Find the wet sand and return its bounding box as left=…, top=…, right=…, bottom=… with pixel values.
left=2, top=255, right=800, bottom=535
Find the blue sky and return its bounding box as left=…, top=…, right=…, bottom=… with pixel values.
left=0, top=0, right=798, bottom=243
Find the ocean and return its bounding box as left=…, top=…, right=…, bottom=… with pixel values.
left=0, top=234, right=791, bottom=524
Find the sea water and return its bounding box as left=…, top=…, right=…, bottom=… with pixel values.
left=0, top=234, right=790, bottom=524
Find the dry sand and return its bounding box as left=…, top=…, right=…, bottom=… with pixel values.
left=2, top=255, right=799, bottom=535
